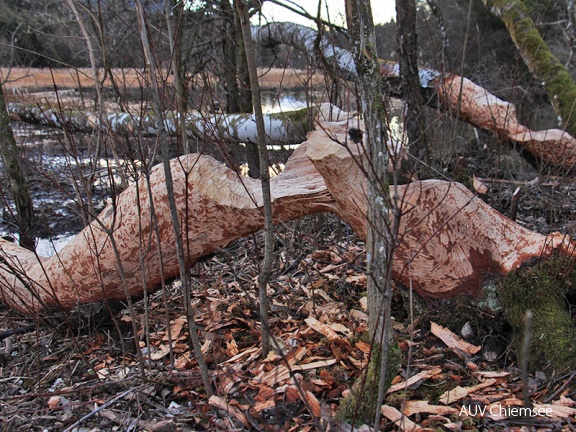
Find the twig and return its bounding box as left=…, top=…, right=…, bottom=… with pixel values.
left=543, top=372, right=576, bottom=403
left=521, top=310, right=533, bottom=408
left=510, top=186, right=521, bottom=221
left=0, top=324, right=35, bottom=340
left=62, top=386, right=139, bottom=432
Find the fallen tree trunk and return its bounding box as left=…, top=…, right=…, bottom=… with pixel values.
left=0, top=143, right=333, bottom=314
left=7, top=103, right=311, bottom=146
left=256, top=22, right=576, bottom=171
left=305, top=117, right=575, bottom=297
left=9, top=23, right=576, bottom=170
left=0, top=114, right=572, bottom=313
left=10, top=22, right=576, bottom=171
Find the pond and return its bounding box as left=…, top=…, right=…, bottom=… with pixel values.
left=2, top=90, right=325, bottom=256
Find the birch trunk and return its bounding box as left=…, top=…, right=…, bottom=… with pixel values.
left=7, top=103, right=310, bottom=147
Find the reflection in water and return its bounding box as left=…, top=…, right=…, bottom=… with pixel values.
left=261, top=91, right=309, bottom=114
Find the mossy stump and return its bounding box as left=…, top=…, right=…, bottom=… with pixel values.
left=499, top=256, right=576, bottom=371
left=403, top=255, right=576, bottom=372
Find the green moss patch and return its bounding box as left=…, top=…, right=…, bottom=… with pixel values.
left=498, top=256, right=576, bottom=371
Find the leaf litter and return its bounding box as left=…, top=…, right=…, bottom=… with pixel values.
left=0, top=215, right=574, bottom=431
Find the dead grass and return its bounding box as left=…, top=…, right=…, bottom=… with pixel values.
left=259, top=67, right=324, bottom=89
left=1, top=67, right=144, bottom=91
left=1, top=67, right=324, bottom=92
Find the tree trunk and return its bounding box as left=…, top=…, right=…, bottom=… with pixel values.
left=0, top=84, right=33, bottom=249
left=237, top=0, right=273, bottom=357
left=135, top=0, right=212, bottom=395
left=396, top=0, right=427, bottom=173
left=346, top=0, right=396, bottom=425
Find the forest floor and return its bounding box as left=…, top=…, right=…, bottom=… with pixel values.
left=0, top=70, right=575, bottom=431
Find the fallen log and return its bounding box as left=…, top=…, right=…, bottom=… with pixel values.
left=9, top=23, right=576, bottom=171
left=7, top=103, right=311, bottom=146
left=305, top=117, right=575, bottom=297
left=0, top=113, right=572, bottom=311
left=0, top=143, right=333, bottom=314
left=256, top=22, right=576, bottom=171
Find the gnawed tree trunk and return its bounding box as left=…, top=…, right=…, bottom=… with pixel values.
left=0, top=114, right=574, bottom=368
left=0, top=113, right=571, bottom=306
left=304, top=117, right=575, bottom=297
left=255, top=22, right=576, bottom=172
left=0, top=143, right=333, bottom=315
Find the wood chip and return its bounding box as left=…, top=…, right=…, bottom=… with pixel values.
left=388, top=367, right=442, bottom=393
left=254, top=399, right=275, bottom=413
left=439, top=379, right=497, bottom=404
left=475, top=370, right=510, bottom=378
left=534, top=403, right=576, bottom=418
left=305, top=317, right=339, bottom=339
left=430, top=322, right=481, bottom=355
left=381, top=405, right=422, bottom=431
left=403, top=400, right=458, bottom=416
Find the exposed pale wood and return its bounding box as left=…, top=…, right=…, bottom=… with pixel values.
left=430, top=322, right=481, bottom=355
left=1, top=112, right=575, bottom=314
left=0, top=143, right=333, bottom=314
left=306, top=118, right=575, bottom=298
left=380, top=405, right=422, bottom=431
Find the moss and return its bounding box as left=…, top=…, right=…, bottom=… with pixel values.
left=270, top=107, right=313, bottom=140
left=498, top=256, right=576, bottom=371
left=337, top=341, right=402, bottom=424
left=269, top=107, right=309, bottom=123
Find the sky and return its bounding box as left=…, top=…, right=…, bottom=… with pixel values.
left=257, top=0, right=396, bottom=27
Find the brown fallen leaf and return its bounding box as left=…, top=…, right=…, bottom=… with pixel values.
left=430, top=322, right=481, bottom=355
left=150, top=343, right=173, bottom=361
left=163, top=315, right=186, bottom=341
left=209, top=395, right=250, bottom=429
left=300, top=390, right=321, bottom=418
